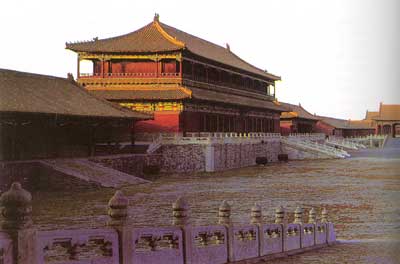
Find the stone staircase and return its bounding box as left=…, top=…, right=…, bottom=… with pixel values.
left=281, top=137, right=350, bottom=158
left=326, top=138, right=366, bottom=150
left=146, top=135, right=163, bottom=154
left=40, top=158, right=149, bottom=188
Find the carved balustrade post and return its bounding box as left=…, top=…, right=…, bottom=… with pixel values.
left=218, top=200, right=231, bottom=226
left=218, top=200, right=234, bottom=262
left=0, top=182, right=36, bottom=264
left=274, top=206, right=286, bottom=225
left=107, top=190, right=128, bottom=227
left=172, top=196, right=190, bottom=226
left=250, top=203, right=262, bottom=225
left=293, top=206, right=303, bottom=224
left=107, top=190, right=129, bottom=264
left=172, top=196, right=192, bottom=264
left=308, top=208, right=317, bottom=224
left=321, top=208, right=328, bottom=223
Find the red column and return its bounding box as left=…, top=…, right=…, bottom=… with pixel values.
left=157, top=60, right=160, bottom=78
left=100, top=60, right=104, bottom=78
left=77, top=57, right=80, bottom=78
left=179, top=60, right=183, bottom=77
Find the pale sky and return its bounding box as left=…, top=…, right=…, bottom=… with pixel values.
left=1, top=0, right=399, bottom=119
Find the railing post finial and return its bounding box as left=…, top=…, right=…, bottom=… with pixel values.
left=0, top=182, right=32, bottom=230
left=107, top=190, right=128, bottom=227
left=293, top=206, right=303, bottom=224
left=308, top=208, right=317, bottom=223
left=275, top=206, right=286, bottom=224
left=218, top=200, right=231, bottom=225
left=321, top=207, right=328, bottom=223
left=250, top=203, right=262, bottom=225
left=173, top=196, right=189, bottom=226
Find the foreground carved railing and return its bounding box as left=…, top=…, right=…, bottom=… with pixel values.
left=0, top=183, right=337, bottom=264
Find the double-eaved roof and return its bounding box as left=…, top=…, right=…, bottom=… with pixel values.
left=279, top=102, right=320, bottom=121
left=85, top=82, right=286, bottom=112
left=66, top=15, right=280, bottom=81
left=0, top=69, right=150, bottom=120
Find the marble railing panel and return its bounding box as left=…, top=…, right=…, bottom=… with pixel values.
left=284, top=224, right=301, bottom=251
left=315, top=223, right=328, bottom=245
left=327, top=223, right=336, bottom=244
left=190, top=225, right=228, bottom=264
left=0, top=232, right=13, bottom=264
left=131, top=227, right=184, bottom=264
left=36, top=228, right=119, bottom=264
left=229, top=224, right=259, bottom=261
left=301, top=224, right=315, bottom=248
left=260, top=223, right=283, bottom=256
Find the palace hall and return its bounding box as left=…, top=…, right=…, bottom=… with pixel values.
left=66, top=14, right=286, bottom=136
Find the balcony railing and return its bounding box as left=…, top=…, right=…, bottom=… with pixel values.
left=182, top=74, right=274, bottom=98
left=77, top=72, right=275, bottom=98
left=79, top=72, right=180, bottom=78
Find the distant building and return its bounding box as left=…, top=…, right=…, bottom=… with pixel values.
left=366, top=103, right=400, bottom=137
left=0, top=69, right=149, bottom=160
left=315, top=116, right=375, bottom=138
left=279, top=103, right=319, bottom=135
left=66, top=14, right=286, bottom=136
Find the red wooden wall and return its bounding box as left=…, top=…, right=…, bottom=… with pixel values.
left=134, top=111, right=181, bottom=133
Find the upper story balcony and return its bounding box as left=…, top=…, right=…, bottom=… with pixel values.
left=76, top=59, right=276, bottom=99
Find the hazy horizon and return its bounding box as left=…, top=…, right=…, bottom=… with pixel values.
left=1, top=0, right=399, bottom=120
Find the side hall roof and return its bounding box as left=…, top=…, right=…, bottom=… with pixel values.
left=279, top=102, right=320, bottom=121
left=317, top=115, right=375, bottom=130
left=0, top=69, right=150, bottom=120
left=364, top=110, right=379, bottom=120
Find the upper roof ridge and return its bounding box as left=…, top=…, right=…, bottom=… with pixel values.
left=153, top=17, right=185, bottom=48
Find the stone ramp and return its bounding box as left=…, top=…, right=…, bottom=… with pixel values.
left=39, top=158, right=149, bottom=188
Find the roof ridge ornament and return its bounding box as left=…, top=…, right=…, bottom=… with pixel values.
left=226, top=43, right=230, bottom=51
left=154, top=13, right=160, bottom=22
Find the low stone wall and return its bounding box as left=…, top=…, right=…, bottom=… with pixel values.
left=158, top=137, right=339, bottom=172
left=89, top=154, right=162, bottom=177
left=212, top=139, right=281, bottom=171
left=160, top=144, right=206, bottom=173
left=159, top=139, right=282, bottom=173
